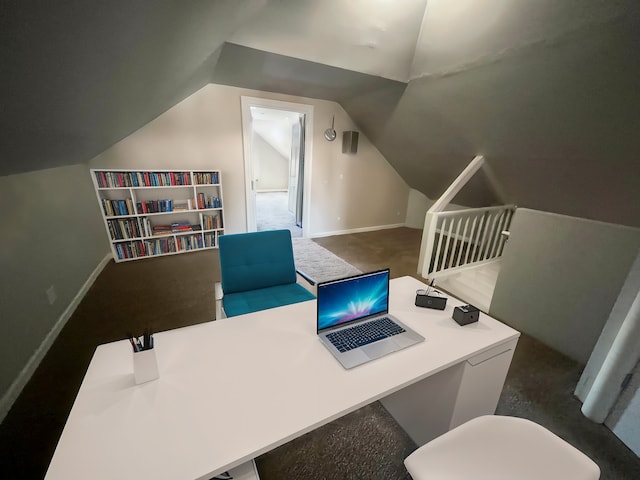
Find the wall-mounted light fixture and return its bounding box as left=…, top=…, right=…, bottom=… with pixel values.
left=342, top=131, right=359, bottom=154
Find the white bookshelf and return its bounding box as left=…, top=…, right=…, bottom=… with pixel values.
left=91, top=168, right=224, bottom=262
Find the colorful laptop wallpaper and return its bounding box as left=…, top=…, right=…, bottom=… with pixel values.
left=317, top=270, right=390, bottom=331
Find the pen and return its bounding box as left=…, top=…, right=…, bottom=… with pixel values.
left=126, top=332, right=138, bottom=352
left=426, top=279, right=435, bottom=296
left=143, top=328, right=151, bottom=351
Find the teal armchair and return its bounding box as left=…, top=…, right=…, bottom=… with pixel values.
left=215, top=230, right=316, bottom=318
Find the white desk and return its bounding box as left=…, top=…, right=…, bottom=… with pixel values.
left=45, top=276, right=519, bottom=480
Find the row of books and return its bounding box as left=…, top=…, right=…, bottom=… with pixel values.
left=202, top=213, right=223, bottom=230
left=145, top=238, right=177, bottom=256
left=95, top=171, right=194, bottom=188
left=182, top=233, right=216, bottom=250
left=96, top=171, right=220, bottom=188
left=142, top=219, right=202, bottom=237
left=115, top=241, right=150, bottom=260
left=204, top=232, right=216, bottom=248
left=194, top=172, right=219, bottom=185
left=110, top=217, right=218, bottom=241
left=137, top=199, right=180, bottom=214
left=197, top=193, right=222, bottom=209
left=114, top=234, right=217, bottom=259
left=136, top=196, right=220, bottom=213
left=104, top=197, right=222, bottom=218
left=108, top=218, right=143, bottom=240
left=102, top=198, right=136, bottom=217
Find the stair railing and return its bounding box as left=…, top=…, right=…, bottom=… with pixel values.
left=424, top=205, right=515, bottom=279
left=417, top=155, right=516, bottom=280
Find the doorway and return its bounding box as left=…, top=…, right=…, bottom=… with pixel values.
left=241, top=97, right=313, bottom=236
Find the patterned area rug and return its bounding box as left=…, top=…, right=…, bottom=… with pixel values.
left=292, top=238, right=362, bottom=282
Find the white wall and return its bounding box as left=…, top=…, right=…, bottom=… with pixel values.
left=252, top=133, right=288, bottom=191
left=90, top=83, right=410, bottom=236
left=490, top=208, right=640, bottom=364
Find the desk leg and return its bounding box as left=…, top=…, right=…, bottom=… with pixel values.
left=226, top=459, right=260, bottom=480
left=381, top=339, right=518, bottom=446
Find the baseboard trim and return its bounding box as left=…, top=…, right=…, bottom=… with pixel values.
left=0, top=253, right=112, bottom=424
left=310, top=223, right=407, bottom=238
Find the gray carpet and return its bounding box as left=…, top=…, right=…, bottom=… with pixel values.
left=256, top=402, right=416, bottom=480
left=257, top=191, right=302, bottom=238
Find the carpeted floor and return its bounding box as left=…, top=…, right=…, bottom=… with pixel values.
left=1, top=227, right=640, bottom=480
left=256, top=191, right=302, bottom=238
left=292, top=238, right=361, bottom=282
left=256, top=402, right=415, bottom=480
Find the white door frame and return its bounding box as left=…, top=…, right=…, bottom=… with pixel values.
left=240, top=96, right=314, bottom=234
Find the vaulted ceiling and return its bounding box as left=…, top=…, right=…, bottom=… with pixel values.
left=2, top=0, right=639, bottom=226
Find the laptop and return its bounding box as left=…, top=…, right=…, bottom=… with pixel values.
left=317, top=269, right=425, bottom=369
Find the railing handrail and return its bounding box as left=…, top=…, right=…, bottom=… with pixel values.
left=435, top=204, right=517, bottom=219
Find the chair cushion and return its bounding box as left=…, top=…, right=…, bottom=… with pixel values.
left=219, top=230, right=297, bottom=294
left=222, top=283, right=316, bottom=317
left=404, top=415, right=600, bottom=480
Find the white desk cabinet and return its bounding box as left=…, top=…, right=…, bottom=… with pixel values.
left=381, top=338, right=517, bottom=445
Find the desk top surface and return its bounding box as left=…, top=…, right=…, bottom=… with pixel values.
left=45, top=276, right=519, bottom=480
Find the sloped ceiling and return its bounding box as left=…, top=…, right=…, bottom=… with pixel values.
left=0, top=0, right=269, bottom=174
left=2, top=0, right=639, bottom=226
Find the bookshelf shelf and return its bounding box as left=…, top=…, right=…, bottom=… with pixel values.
left=91, top=168, right=225, bottom=262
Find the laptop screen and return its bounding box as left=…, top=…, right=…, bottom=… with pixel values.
left=317, top=269, right=390, bottom=333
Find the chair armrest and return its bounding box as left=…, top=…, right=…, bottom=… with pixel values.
left=214, top=282, right=226, bottom=320
left=296, top=269, right=317, bottom=296
left=296, top=268, right=316, bottom=286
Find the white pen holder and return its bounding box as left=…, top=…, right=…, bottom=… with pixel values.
left=133, top=348, right=159, bottom=385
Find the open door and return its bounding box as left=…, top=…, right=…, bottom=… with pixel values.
left=241, top=97, right=313, bottom=234
left=288, top=115, right=305, bottom=227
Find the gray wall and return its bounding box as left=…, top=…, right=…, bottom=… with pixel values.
left=489, top=208, right=640, bottom=364
left=0, top=164, right=109, bottom=401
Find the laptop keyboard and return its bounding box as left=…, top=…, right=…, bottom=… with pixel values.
left=326, top=316, right=406, bottom=352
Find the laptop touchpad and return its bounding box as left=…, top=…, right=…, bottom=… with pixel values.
left=362, top=339, right=398, bottom=359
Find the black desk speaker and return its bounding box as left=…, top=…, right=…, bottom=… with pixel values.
left=452, top=304, right=480, bottom=325
left=415, top=290, right=447, bottom=310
